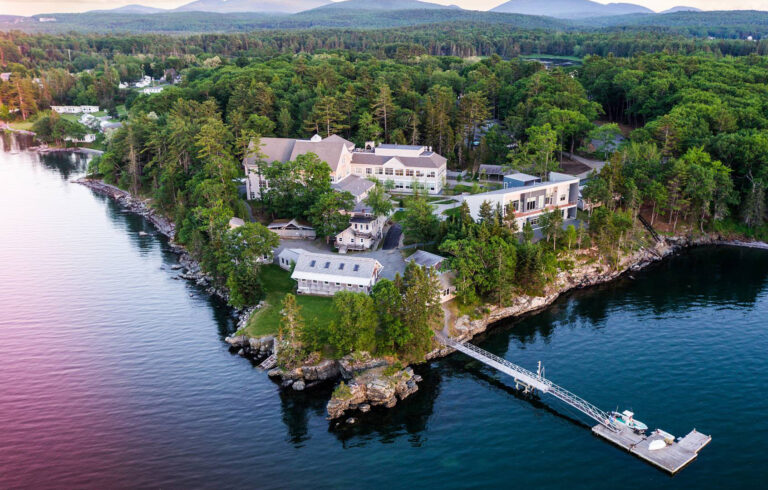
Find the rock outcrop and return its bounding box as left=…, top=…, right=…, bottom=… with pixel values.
left=327, top=366, right=422, bottom=420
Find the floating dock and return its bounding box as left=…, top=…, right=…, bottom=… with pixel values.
left=593, top=425, right=712, bottom=474
left=438, top=335, right=712, bottom=474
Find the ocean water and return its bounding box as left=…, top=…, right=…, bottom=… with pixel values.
left=1, top=139, right=766, bottom=488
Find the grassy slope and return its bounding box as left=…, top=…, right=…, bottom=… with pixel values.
left=243, top=264, right=334, bottom=337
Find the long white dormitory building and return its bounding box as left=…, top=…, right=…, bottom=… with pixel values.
left=277, top=249, right=382, bottom=296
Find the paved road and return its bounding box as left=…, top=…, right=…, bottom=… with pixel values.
left=382, top=224, right=402, bottom=250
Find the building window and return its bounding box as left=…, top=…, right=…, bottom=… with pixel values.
left=406, top=169, right=414, bottom=177
left=395, top=169, right=404, bottom=176
left=560, top=194, right=566, bottom=202
left=324, top=262, right=330, bottom=269
left=310, top=260, right=316, bottom=267
left=366, top=168, right=372, bottom=175
left=526, top=200, right=536, bottom=211
left=428, top=171, right=436, bottom=178
left=512, top=200, right=520, bottom=211
left=353, top=264, right=360, bottom=272
left=339, top=263, right=344, bottom=270
left=385, top=168, right=394, bottom=176
left=376, top=168, right=384, bottom=175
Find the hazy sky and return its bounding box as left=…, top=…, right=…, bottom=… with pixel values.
left=2, top=0, right=767, bottom=17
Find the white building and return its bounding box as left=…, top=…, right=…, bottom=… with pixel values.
left=350, top=143, right=447, bottom=194
left=51, top=105, right=99, bottom=114
left=134, top=76, right=152, bottom=88
left=276, top=248, right=304, bottom=271
left=405, top=250, right=456, bottom=303
left=291, top=251, right=382, bottom=296
left=142, top=86, right=165, bottom=95
left=64, top=133, right=97, bottom=143
left=244, top=135, right=447, bottom=200
left=462, top=172, right=580, bottom=229
left=267, top=218, right=316, bottom=240
left=335, top=204, right=387, bottom=253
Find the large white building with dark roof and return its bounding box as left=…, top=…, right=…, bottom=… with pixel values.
left=244, top=135, right=447, bottom=200
left=290, top=251, right=382, bottom=296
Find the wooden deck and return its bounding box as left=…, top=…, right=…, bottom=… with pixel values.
left=593, top=425, right=712, bottom=474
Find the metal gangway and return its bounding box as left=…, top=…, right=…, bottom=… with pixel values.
left=438, top=335, right=619, bottom=431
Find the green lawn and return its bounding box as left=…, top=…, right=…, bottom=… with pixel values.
left=242, top=264, right=335, bottom=338
left=442, top=207, right=461, bottom=218
left=9, top=121, right=34, bottom=131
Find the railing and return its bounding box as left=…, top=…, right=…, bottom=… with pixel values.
left=439, top=335, right=618, bottom=431
left=638, top=214, right=662, bottom=243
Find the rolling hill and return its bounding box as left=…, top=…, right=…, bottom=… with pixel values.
left=310, top=0, right=458, bottom=11
left=491, top=0, right=652, bottom=19
left=173, top=0, right=331, bottom=14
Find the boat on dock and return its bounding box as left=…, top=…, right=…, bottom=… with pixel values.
left=610, top=410, right=648, bottom=433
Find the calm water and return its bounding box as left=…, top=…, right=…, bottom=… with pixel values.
left=1, top=138, right=767, bottom=489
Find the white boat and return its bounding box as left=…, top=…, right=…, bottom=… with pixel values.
left=609, top=410, right=648, bottom=432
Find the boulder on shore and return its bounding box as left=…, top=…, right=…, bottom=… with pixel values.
left=326, top=366, right=421, bottom=420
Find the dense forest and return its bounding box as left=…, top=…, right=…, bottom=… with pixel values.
left=4, top=23, right=768, bottom=361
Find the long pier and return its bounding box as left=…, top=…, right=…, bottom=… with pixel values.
left=438, top=335, right=711, bottom=474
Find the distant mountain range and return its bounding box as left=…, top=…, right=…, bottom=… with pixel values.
left=311, top=0, right=457, bottom=11
left=91, top=0, right=454, bottom=15
left=76, top=1, right=752, bottom=20
left=173, top=0, right=331, bottom=14
left=491, top=0, right=652, bottom=19
left=660, top=6, right=702, bottom=14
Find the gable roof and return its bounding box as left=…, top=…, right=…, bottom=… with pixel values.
left=350, top=152, right=445, bottom=169
left=289, top=140, right=349, bottom=172
left=331, top=174, right=375, bottom=198
left=244, top=136, right=352, bottom=173
left=291, top=252, right=382, bottom=286
left=268, top=218, right=314, bottom=230
left=406, top=250, right=446, bottom=269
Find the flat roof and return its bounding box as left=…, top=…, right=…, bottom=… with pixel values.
left=505, top=172, right=540, bottom=181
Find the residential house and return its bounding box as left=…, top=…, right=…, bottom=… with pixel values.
left=51, top=105, right=99, bottom=114
left=406, top=250, right=456, bottom=303
left=267, top=218, right=316, bottom=240
left=462, top=172, right=580, bottom=229
left=335, top=203, right=387, bottom=253
left=243, top=135, right=447, bottom=200
left=291, top=251, right=382, bottom=296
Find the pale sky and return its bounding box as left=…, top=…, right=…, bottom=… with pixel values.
left=1, top=0, right=767, bottom=18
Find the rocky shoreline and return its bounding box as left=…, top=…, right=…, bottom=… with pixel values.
left=74, top=177, right=232, bottom=303
left=71, top=174, right=768, bottom=423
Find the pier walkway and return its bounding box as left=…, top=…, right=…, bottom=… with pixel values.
left=437, top=335, right=711, bottom=474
